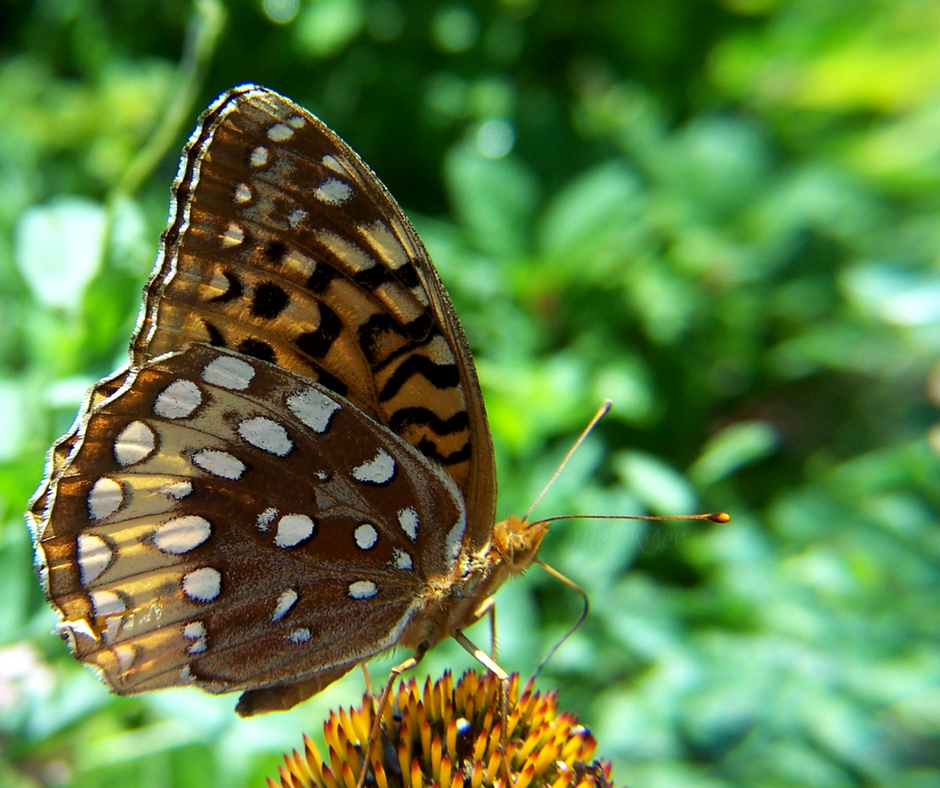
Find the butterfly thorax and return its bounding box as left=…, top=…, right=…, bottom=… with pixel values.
left=401, top=515, right=549, bottom=653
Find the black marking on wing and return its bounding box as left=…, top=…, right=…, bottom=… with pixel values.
left=264, top=240, right=286, bottom=264
left=352, top=265, right=392, bottom=291
left=358, top=314, right=398, bottom=365
left=252, top=281, right=289, bottom=319
left=203, top=321, right=227, bottom=347
left=306, top=263, right=336, bottom=294
left=295, top=304, right=343, bottom=359
left=379, top=355, right=460, bottom=402
left=395, top=262, right=419, bottom=289
left=238, top=338, right=276, bottom=363
left=206, top=271, right=243, bottom=303
left=315, top=369, right=349, bottom=398
left=402, top=311, right=432, bottom=340
left=389, top=407, right=470, bottom=436
left=417, top=438, right=472, bottom=466
left=370, top=331, right=439, bottom=373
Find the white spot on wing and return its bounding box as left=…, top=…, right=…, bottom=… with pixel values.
left=87, top=477, right=123, bottom=520
left=354, top=523, right=378, bottom=550
left=192, top=449, right=246, bottom=480
left=363, top=220, right=409, bottom=269
left=154, top=515, right=212, bottom=554
left=182, top=621, right=207, bottom=654
left=234, top=183, right=252, bottom=203
left=410, top=285, right=430, bottom=307
left=289, top=627, right=311, bottom=643
left=284, top=248, right=316, bottom=278
left=445, top=516, right=467, bottom=564
left=59, top=617, right=97, bottom=641
left=221, top=222, right=245, bottom=248
left=288, top=115, right=306, bottom=129
left=391, top=548, right=413, bottom=571
left=322, top=154, right=347, bottom=174
left=257, top=507, right=278, bottom=531
left=104, top=615, right=123, bottom=643
left=114, top=420, right=156, bottom=466
left=288, top=207, right=307, bottom=229
left=375, top=280, right=424, bottom=323
left=91, top=590, right=125, bottom=618
left=206, top=270, right=236, bottom=300
left=238, top=416, right=293, bottom=455
left=352, top=448, right=395, bottom=485
left=78, top=534, right=112, bottom=585
left=154, top=379, right=202, bottom=419
left=314, top=178, right=353, bottom=205
left=288, top=387, right=341, bottom=433
left=348, top=580, right=378, bottom=599
left=315, top=229, right=376, bottom=272
left=268, top=122, right=294, bottom=141
left=113, top=644, right=137, bottom=674
left=397, top=507, right=419, bottom=541
left=272, top=588, right=298, bottom=621
left=275, top=514, right=315, bottom=547
left=161, top=481, right=193, bottom=500
left=426, top=335, right=456, bottom=364
left=183, top=621, right=206, bottom=639
left=182, top=567, right=222, bottom=602
left=202, top=356, right=255, bottom=390
left=250, top=146, right=269, bottom=167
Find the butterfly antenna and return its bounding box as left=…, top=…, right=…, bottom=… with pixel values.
left=524, top=400, right=731, bottom=529
left=527, top=512, right=728, bottom=682
left=521, top=402, right=730, bottom=682
left=524, top=400, right=612, bottom=523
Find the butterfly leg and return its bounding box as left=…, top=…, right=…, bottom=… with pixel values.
left=356, top=649, right=425, bottom=788
left=361, top=663, right=375, bottom=698
left=468, top=596, right=499, bottom=661
left=453, top=629, right=512, bottom=784
left=532, top=560, right=589, bottom=681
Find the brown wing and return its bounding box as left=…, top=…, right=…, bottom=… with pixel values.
left=28, top=368, right=131, bottom=531
left=131, top=85, right=495, bottom=546
left=34, top=344, right=466, bottom=700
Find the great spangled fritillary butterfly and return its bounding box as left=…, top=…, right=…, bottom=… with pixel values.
left=27, top=84, right=551, bottom=717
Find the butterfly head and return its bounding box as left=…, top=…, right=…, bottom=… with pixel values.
left=492, top=515, right=550, bottom=575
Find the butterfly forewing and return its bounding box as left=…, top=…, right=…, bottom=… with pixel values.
left=132, top=86, right=494, bottom=535
left=39, top=344, right=466, bottom=695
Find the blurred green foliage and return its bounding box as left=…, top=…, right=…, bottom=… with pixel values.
left=2, top=1, right=939, bottom=786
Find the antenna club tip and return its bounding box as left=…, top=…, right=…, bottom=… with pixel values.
left=708, top=512, right=731, bottom=523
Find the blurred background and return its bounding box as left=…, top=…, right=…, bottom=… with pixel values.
left=2, top=0, right=939, bottom=786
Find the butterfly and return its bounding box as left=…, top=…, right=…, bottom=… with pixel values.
left=27, top=84, right=553, bottom=718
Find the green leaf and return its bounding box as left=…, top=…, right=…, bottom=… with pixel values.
left=14, top=198, right=106, bottom=312
left=690, top=421, right=779, bottom=487
left=444, top=143, right=538, bottom=259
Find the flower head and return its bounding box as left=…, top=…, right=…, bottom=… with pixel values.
left=268, top=670, right=614, bottom=788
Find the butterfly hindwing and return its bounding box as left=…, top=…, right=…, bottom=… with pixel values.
left=36, top=344, right=466, bottom=696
